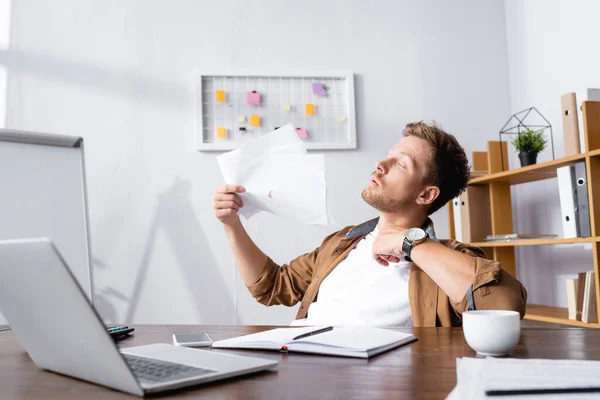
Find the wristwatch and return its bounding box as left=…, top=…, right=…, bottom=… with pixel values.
left=402, top=227, right=428, bottom=262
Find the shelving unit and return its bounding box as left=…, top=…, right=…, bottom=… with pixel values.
left=448, top=101, right=600, bottom=328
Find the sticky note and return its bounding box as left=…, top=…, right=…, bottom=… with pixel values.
left=312, top=83, right=326, bottom=96
left=216, top=90, right=226, bottom=103
left=339, top=115, right=347, bottom=122
left=283, top=104, right=291, bottom=111
left=238, top=115, right=245, bottom=122
left=216, top=127, right=227, bottom=139
left=246, top=91, right=260, bottom=106
left=250, top=115, right=261, bottom=127
left=305, top=103, right=315, bottom=115
left=296, top=128, right=308, bottom=138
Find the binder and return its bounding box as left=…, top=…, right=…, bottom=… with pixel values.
left=452, top=196, right=463, bottom=242
left=576, top=89, right=600, bottom=153
left=566, top=278, right=578, bottom=320
left=557, top=165, right=579, bottom=238
left=576, top=272, right=586, bottom=321
left=561, top=93, right=580, bottom=156
left=574, top=162, right=591, bottom=237
left=582, top=271, right=598, bottom=323
left=459, top=185, right=491, bottom=243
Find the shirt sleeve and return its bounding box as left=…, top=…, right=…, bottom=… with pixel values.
left=446, top=241, right=528, bottom=319
left=245, top=230, right=342, bottom=307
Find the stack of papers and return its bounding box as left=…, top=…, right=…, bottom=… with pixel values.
left=217, top=124, right=329, bottom=225
left=448, top=357, right=600, bottom=399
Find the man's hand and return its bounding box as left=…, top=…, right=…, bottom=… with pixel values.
left=213, top=184, right=245, bottom=226
left=372, top=230, right=405, bottom=266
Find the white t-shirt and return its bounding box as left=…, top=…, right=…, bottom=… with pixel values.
left=291, top=227, right=413, bottom=327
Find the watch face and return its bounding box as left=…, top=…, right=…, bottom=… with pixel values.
left=406, top=228, right=426, bottom=241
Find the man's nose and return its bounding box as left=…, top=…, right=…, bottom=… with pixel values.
left=375, top=159, right=387, bottom=174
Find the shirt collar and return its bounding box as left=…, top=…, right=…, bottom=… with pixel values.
left=345, top=216, right=438, bottom=241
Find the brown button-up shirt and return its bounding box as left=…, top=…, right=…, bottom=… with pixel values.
left=246, top=218, right=528, bottom=327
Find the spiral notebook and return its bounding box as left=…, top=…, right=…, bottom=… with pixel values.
left=211, top=326, right=416, bottom=359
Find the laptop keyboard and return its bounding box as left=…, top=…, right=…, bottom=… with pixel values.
left=122, top=354, right=215, bottom=384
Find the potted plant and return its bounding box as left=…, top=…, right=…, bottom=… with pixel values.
left=511, top=128, right=548, bottom=167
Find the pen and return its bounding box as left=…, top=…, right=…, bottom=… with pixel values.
left=292, top=326, right=334, bottom=341
left=486, top=387, right=600, bottom=396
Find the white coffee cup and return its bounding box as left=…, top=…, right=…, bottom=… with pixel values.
left=462, top=310, right=521, bottom=356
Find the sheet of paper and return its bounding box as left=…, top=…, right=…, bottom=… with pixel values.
left=246, top=91, right=260, bottom=106
left=448, top=357, right=600, bottom=400
left=238, top=115, right=245, bottom=122
left=305, top=103, right=315, bottom=115
left=283, top=104, right=291, bottom=111
left=217, top=124, right=329, bottom=225
left=312, top=83, right=326, bottom=96
left=216, top=90, right=226, bottom=103
left=250, top=115, right=261, bottom=127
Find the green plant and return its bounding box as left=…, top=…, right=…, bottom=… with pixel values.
left=511, top=128, right=548, bottom=153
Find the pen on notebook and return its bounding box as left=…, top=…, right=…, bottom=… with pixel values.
left=486, top=387, right=600, bottom=396
left=292, top=326, right=333, bottom=340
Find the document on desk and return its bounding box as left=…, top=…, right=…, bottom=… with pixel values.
left=448, top=357, right=600, bottom=399
left=217, top=124, right=330, bottom=225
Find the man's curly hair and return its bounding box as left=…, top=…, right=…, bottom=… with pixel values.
left=402, top=122, right=471, bottom=215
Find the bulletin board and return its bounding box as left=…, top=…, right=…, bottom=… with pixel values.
left=195, top=72, right=357, bottom=151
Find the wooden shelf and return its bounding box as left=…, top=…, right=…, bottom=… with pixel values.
left=525, top=304, right=600, bottom=328
left=470, top=237, right=600, bottom=248
left=469, top=148, right=600, bottom=186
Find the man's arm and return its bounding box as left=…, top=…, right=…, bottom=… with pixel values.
left=407, top=238, right=474, bottom=303
left=213, top=184, right=317, bottom=307
left=223, top=219, right=269, bottom=285
left=372, top=233, right=474, bottom=303
left=372, top=233, right=527, bottom=316
left=213, top=184, right=267, bottom=286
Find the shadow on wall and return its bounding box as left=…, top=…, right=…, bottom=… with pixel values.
left=124, top=177, right=235, bottom=324
left=0, top=49, right=189, bottom=108
left=93, top=256, right=129, bottom=324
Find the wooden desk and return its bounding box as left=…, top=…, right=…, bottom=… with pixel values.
left=1, top=325, right=600, bottom=399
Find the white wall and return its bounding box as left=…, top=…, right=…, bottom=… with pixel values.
left=4, top=0, right=511, bottom=324
left=504, top=0, right=600, bottom=307
left=0, top=0, right=10, bottom=326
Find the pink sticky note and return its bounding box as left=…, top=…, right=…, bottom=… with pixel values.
left=312, top=83, right=326, bottom=96
left=296, top=128, right=308, bottom=139
left=246, top=91, right=261, bottom=106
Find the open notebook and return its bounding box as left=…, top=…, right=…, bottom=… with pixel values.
left=211, top=326, right=416, bottom=359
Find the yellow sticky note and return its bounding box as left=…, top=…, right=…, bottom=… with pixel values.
left=216, top=90, right=226, bottom=103
left=238, top=115, right=245, bottom=122
left=339, top=115, right=347, bottom=122
left=216, top=127, right=227, bottom=139
left=250, top=115, right=261, bottom=127
left=283, top=104, right=291, bottom=111
left=305, top=103, right=315, bottom=116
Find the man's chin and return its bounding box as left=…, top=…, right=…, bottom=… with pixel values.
left=361, top=189, right=379, bottom=209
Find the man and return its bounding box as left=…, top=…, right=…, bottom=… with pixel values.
left=213, top=122, right=527, bottom=327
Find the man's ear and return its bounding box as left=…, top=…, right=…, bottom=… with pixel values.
left=417, top=185, right=440, bottom=206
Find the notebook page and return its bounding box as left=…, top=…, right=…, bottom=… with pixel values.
left=212, top=326, right=324, bottom=349
left=292, top=326, right=414, bottom=351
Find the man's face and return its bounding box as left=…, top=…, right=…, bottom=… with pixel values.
left=362, top=136, right=433, bottom=213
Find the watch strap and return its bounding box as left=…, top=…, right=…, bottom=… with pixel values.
left=402, top=237, right=413, bottom=262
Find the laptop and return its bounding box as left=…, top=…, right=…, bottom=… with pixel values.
left=0, top=238, right=278, bottom=396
